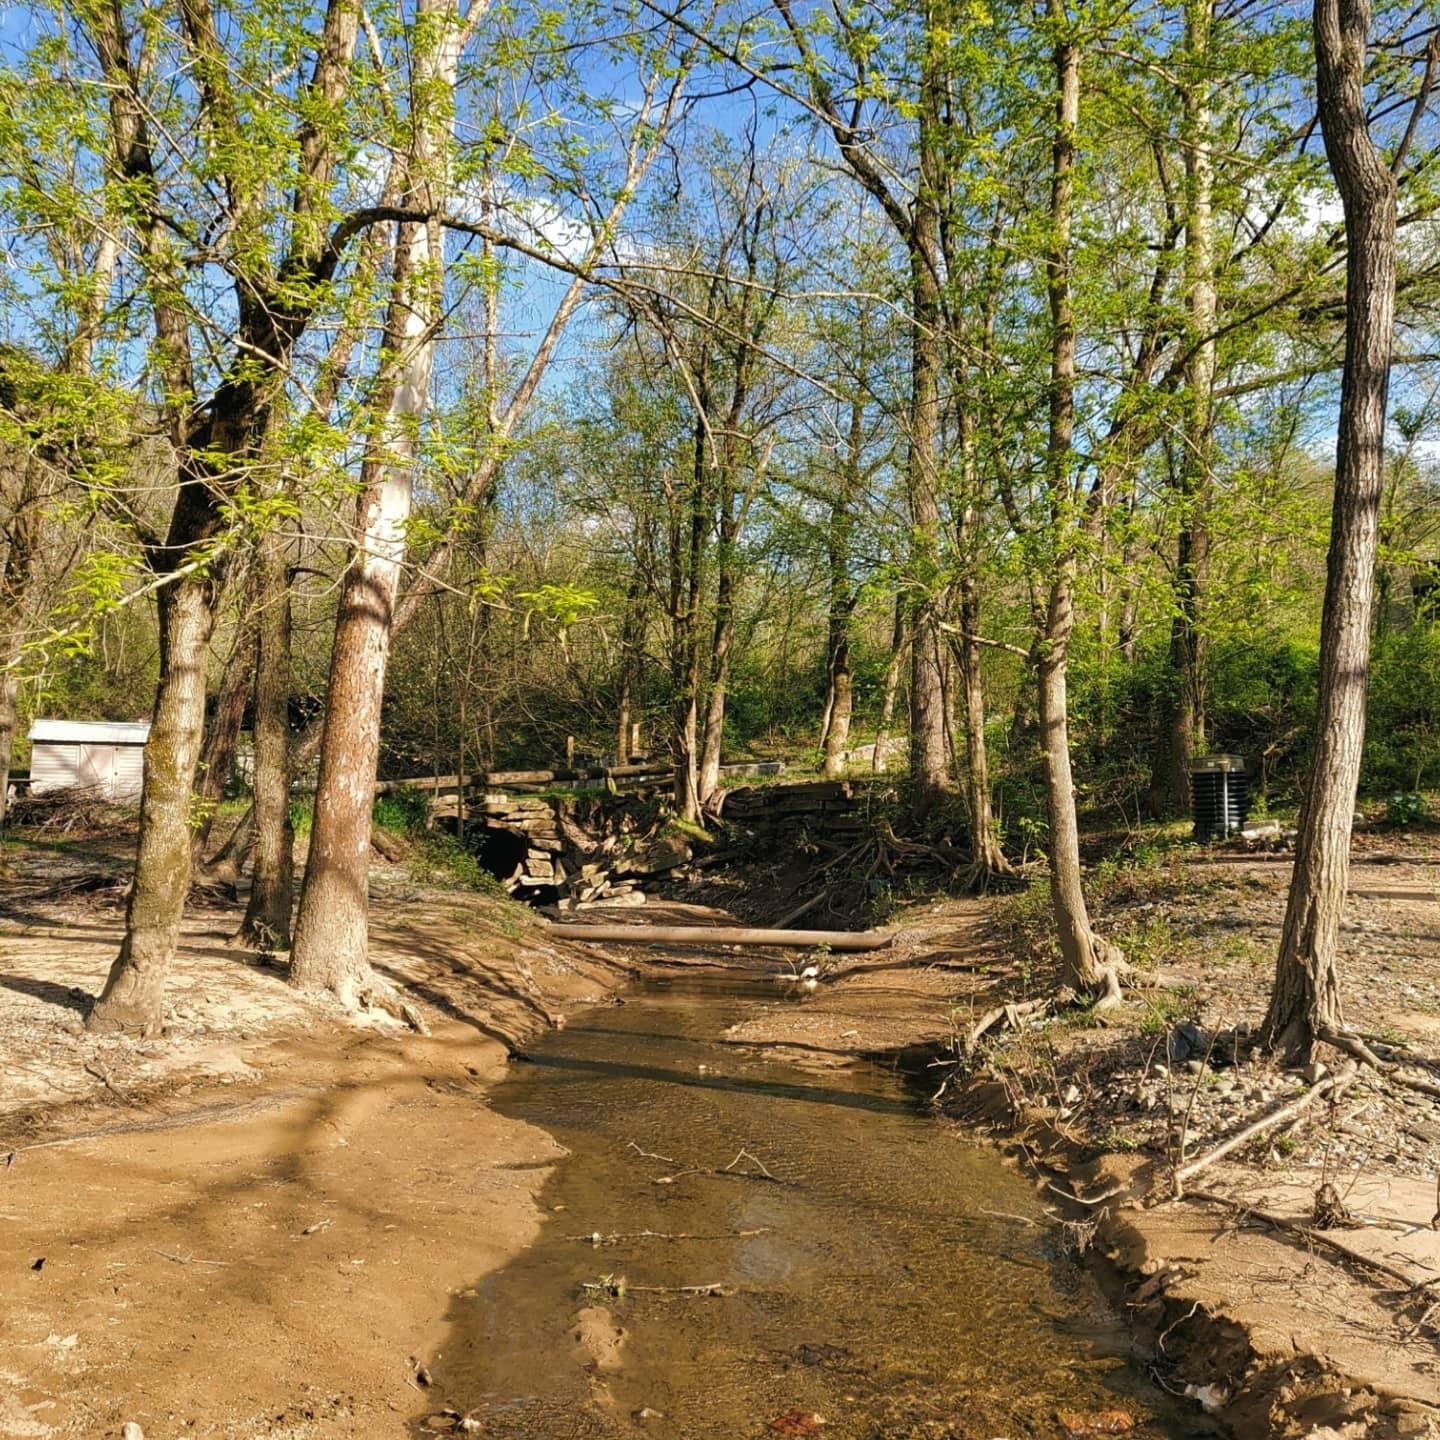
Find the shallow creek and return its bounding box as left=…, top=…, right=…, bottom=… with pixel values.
left=418, top=967, right=1210, bottom=1438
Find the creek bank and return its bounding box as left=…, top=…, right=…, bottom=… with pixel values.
left=709, top=869, right=1440, bottom=1440
left=0, top=834, right=638, bottom=1438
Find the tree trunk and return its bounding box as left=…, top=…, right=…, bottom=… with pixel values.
left=696, top=557, right=736, bottom=804
left=907, top=38, right=951, bottom=814
left=1039, top=5, right=1125, bottom=1006
left=670, top=406, right=708, bottom=823
left=290, top=0, right=459, bottom=999
left=821, top=384, right=864, bottom=779
left=85, top=0, right=361, bottom=1031
left=0, top=478, right=41, bottom=827
left=90, top=581, right=215, bottom=1033
left=873, top=598, right=908, bottom=774
left=952, top=349, right=1009, bottom=872
left=1157, top=0, right=1218, bottom=814
left=191, top=597, right=258, bottom=859
left=1261, top=0, right=1396, bottom=1061
left=699, top=466, right=755, bottom=802
left=957, top=574, right=1010, bottom=873
left=1039, top=574, right=1125, bottom=1003
left=238, top=520, right=294, bottom=948
left=821, top=614, right=854, bottom=778
left=615, top=570, right=644, bottom=766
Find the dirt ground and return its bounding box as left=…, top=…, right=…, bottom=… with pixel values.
left=7, top=818, right=1440, bottom=1438
left=0, top=835, right=629, bottom=1439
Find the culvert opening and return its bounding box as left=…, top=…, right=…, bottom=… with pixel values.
left=472, top=826, right=528, bottom=886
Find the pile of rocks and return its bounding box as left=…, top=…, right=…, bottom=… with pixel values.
left=471, top=794, right=692, bottom=911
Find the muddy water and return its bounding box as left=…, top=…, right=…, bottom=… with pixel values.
left=420, top=969, right=1208, bottom=1439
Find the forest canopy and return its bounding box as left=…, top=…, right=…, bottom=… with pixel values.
left=0, top=0, right=1436, bottom=1055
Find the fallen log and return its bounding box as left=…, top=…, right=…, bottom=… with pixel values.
left=543, top=921, right=892, bottom=952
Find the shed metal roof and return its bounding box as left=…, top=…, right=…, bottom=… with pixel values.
left=28, top=719, right=152, bottom=745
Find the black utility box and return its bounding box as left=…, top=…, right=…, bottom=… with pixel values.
left=1191, top=754, right=1249, bottom=840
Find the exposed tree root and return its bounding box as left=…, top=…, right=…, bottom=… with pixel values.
left=964, top=997, right=1053, bottom=1056
left=352, top=978, right=430, bottom=1035
left=1319, top=1027, right=1440, bottom=1099
left=1082, top=936, right=1130, bottom=1013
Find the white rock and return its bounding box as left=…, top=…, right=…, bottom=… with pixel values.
left=122, top=1425, right=145, bottom=1440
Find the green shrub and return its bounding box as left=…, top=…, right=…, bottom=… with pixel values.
left=1367, top=626, right=1440, bottom=792
left=1386, top=791, right=1428, bottom=826
left=407, top=833, right=511, bottom=898
left=288, top=799, right=313, bottom=837
left=372, top=784, right=430, bottom=836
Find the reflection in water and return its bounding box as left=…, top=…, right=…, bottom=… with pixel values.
left=418, top=972, right=1209, bottom=1439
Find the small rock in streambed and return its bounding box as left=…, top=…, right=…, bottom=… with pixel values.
left=122, top=1426, right=145, bottom=1440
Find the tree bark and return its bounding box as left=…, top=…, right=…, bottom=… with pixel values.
left=669, top=398, right=708, bottom=823
left=957, top=574, right=1010, bottom=873
left=0, top=475, right=41, bottom=826
left=873, top=598, right=909, bottom=774
left=907, top=26, right=952, bottom=814
left=290, top=0, right=458, bottom=1000
left=1156, top=0, right=1218, bottom=814
left=821, top=601, right=855, bottom=778
left=1038, top=5, right=1125, bottom=1006
left=91, top=582, right=216, bottom=1033
left=191, top=595, right=258, bottom=859
left=238, top=519, right=294, bottom=948
left=696, top=553, right=736, bottom=803
left=821, top=380, right=865, bottom=779
left=1261, top=0, right=1396, bottom=1061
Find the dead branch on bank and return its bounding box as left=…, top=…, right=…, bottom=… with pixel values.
left=1163, top=1065, right=1353, bottom=1198
left=1177, top=1187, right=1440, bottom=1316
left=1165, top=1062, right=1358, bottom=1198
left=963, top=997, right=1052, bottom=1056
left=545, top=920, right=891, bottom=951
left=1319, top=1027, right=1440, bottom=1099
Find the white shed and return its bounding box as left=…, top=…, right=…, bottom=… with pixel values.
left=27, top=719, right=151, bottom=802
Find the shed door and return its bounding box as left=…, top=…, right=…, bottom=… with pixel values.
left=77, top=744, right=118, bottom=801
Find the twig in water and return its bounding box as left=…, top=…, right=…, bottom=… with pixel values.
left=626, top=1141, right=680, bottom=1165
left=568, top=1228, right=773, bottom=1246
left=627, top=1281, right=737, bottom=1297
left=722, top=1147, right=775, bottom=1179
left=651, top=1147, right=784, bottom=1186
left=579, top=1278, right=737, bottom=1298
left=979, top=1208, right=1042, bottom=1227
